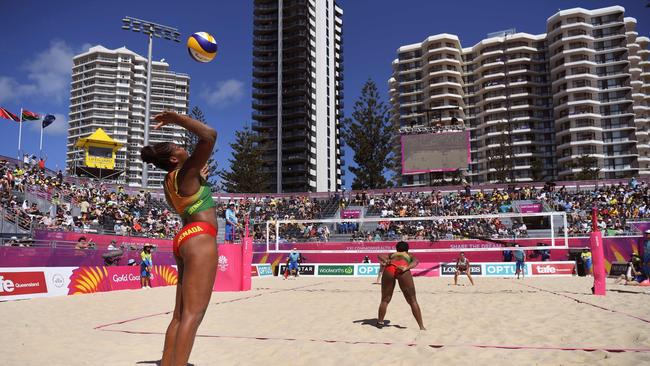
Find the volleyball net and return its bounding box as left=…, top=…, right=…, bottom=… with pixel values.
left=261, top=212, right=569, bottom=254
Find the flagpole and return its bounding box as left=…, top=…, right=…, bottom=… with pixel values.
left=17, top=108, right=23, bottom=161
left=39, top=119, right=44, bottom=159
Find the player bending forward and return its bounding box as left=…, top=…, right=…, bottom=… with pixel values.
left=454, top=252, right=475, bottom=286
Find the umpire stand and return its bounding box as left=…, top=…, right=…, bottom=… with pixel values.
left=72, top=128, right=125, bottom=182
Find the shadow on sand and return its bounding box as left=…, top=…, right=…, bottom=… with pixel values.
left=353, top=318, right=407, bottom=329
left=136, top=360, right=195, bottom=366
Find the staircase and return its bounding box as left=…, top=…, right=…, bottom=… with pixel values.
left=0, top=209, right=32, bottom=234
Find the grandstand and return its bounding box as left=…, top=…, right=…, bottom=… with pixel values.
left=1, top=154, right=649, bottom=266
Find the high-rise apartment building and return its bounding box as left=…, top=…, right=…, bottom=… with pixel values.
left=252, top=0, right=344, bottom=193
left=390, top=6, right=650, bottom=186
left=67, top=45, right=189, bottom=188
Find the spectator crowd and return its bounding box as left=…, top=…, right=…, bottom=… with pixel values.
left=1, top=157, right=649, bottom=244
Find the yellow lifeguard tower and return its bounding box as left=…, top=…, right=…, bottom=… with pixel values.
left=73, top=128, right=124, bottom=180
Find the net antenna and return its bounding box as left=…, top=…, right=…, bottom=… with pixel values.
left=265, top=211, right=568, bottom=254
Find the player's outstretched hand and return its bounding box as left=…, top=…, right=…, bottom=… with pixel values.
left=200, top=164, right=209, bottom=179
left=153, top=110, right=181, bottom=130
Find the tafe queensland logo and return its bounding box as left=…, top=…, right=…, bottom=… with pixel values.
left=218, top=255, right=229, bottom=272
left=532, top=263, right=574, bottom=275
left=0, top=272, right=48, bottom=296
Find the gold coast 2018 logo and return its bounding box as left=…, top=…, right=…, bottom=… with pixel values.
left=218, top=255, right=229, bottom=272
left=67, top=267, right=111, bottom=295
left=67, top=265, right=178, bottom=295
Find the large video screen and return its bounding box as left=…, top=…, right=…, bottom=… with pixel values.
left=401, top=131, right=469, bottom=173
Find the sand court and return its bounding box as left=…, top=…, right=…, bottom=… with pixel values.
left=2, top=277, right=650, bottom=365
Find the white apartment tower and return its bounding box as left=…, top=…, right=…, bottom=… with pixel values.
left=252, top=0, right=344, bottom=193
left=67, top=45, right=189, bottom=188
left=390, top=6, right=650, bottom=185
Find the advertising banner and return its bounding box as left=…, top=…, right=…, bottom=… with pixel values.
left=67, top=265, right=178, bottom=294
left=355, top=264, right=381, bottom=276
left=0, top=266, right=178, bottom=301
left=440, top=263, right=482, bottom=276
left=278, top=264, right=316, bottom=276
left=530, top=262, right=575, bottom=276
left=0, top=271, right=48, bottom=297
left=318, top=264, right=354, bottom=276
left=608, top=262, right=628, bottom=278
left=484, top=263, right=529, bottom=276
left=255, top=264, right=273, bottom=277
left=411, top=262, right=441, bottom=277
left=519, top=203, right=543, bottom=213
left=340, top=209, right=362, bottom=219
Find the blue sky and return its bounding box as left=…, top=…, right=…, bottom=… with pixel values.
left=0, top=0, right=647, bottom=187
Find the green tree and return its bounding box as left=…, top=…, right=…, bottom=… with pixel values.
left=388, top=117, right=403, bottom=187
left=219, top=126, right=270, bottom=193
left=487, top=136, right=513, bottom=183
left=530, top=156, right=545, bottom=182
left=572, top=154, right=600, bottom=180
left=185, top=106, right=219, bottom=186
left=342, top=79, right=394, bottom=189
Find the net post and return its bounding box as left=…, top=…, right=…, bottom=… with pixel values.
left=275, top=220, right=280, bottom=252
left=563, top=212, right=569, bottom=247
left=241, top=214, right=252, bottom=291
left=590, top=206, right=606, bottom=296
left=550, top=212, right=555, bottom=247
left=265, top=221, right=270, bottom=253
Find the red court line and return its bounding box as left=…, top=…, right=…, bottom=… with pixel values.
left=97, top=328, right=650, bottom=353
left=95, top=282, right=328, bottom=330
left=515, top=282, right=650, bottom=324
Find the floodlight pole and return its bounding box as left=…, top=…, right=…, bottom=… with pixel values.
left=121, top=16, right=180, bottom=188
left=143, top=29, right=153, bottom=188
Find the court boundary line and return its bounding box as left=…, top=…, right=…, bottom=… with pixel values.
left=93, top=280, right=650, bottom=354
left=96, top=328, right=650, bottom=353
left=94, top=281, right=329, bottom=330
left=514, top=281, right=650, bottom=324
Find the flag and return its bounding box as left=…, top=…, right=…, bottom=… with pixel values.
left=42, top=114, right=56, bottom=129
left=0, top=107, right=20, bottom=122
left=21, top=109, right=40, bottom=121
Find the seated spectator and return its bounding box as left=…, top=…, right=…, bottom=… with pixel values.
left=75, top=236, right=89, bottom=250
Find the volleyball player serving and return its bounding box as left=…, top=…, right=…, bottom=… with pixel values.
left=140, top=110, right=218, bottom=366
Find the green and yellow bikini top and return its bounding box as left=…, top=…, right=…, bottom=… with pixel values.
left=390, top=252, right=414, bottom=265
left=164, top=169, right=216, bottom=218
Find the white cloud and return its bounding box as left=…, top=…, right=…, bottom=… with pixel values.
left=0, top=76, right=36, bottom=103
left=22, top=40, right=75, bottom=102
left=0, top=40, right=80, bottom=104
left=201, top=79, right=245, bottom=108
left=27, top=113, right=68, bottom=136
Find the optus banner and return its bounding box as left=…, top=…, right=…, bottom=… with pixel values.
left=318, top=265, right=354, bottom=276
left=484, top=263, right=529, bottom=276
left=356, top=264, right=381, bottom=276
